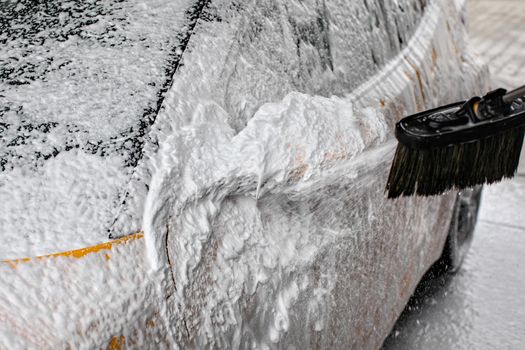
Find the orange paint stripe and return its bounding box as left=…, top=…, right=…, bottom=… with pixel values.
left=2, top=232, right=144, bottom=267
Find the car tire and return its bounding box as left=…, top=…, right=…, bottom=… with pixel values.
left=439, top=186, right=483, bottom=274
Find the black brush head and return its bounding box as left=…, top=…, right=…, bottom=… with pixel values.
left=386, top=89, right=525, bottom=198
left=386, top=127, right=524, bottom=198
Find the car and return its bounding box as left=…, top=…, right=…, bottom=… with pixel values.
left=0, top=0, right=487, bottom=348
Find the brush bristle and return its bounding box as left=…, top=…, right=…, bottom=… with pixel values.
left=386, top=127, right=525, bottom=198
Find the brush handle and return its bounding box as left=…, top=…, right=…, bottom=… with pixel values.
left=503, top=85, right=525, bottom=104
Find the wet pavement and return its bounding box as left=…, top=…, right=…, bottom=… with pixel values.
left=383, top=1, right=525, bottom=349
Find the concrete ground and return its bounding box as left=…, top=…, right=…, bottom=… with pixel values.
left=383, top=1, right=525, bottom=349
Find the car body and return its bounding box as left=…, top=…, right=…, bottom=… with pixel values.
left=0, top=0, right=488, bottom=348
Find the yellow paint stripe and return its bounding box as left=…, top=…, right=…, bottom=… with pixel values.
left=107, top=335, right=126, bottom=350
left=2, top=232, right=144, bottom=267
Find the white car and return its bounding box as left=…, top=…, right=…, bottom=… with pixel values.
left=0, top=0, right=487, bottom=348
